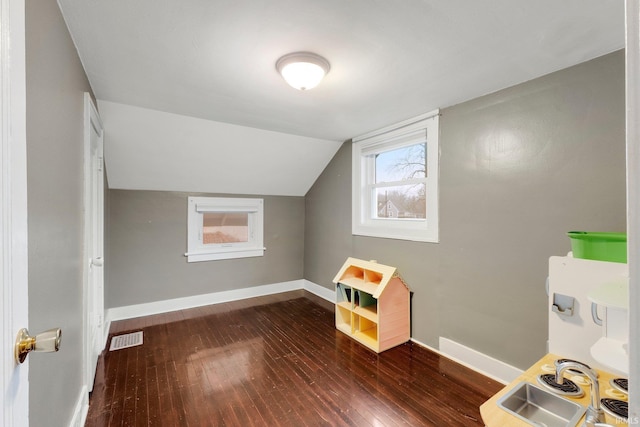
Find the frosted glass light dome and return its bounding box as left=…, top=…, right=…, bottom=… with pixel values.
left=276, top=52, right=330, bottom=90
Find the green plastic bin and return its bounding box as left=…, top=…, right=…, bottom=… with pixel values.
left=567, top=231, right=627, bottom=263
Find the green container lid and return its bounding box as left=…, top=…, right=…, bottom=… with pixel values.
left=567, top=231, right=627, bottom=263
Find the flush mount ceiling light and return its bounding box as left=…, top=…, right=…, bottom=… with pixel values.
left=276, top=52, right=330, bottom=91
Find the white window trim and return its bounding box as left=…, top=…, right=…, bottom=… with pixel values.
left=186, top=196, right=264, bottom=262
left=352, top=110, right=440, bottom=243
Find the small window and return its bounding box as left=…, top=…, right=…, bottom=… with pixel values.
left=186, top=197, right=264, bottom=262
left=352, top=110, right=439, bottom=242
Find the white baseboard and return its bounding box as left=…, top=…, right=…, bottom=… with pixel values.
left=68, top=385, right=88, bottom=427
left=437, top=337, right=523, bottom=384
left=106, top=279, right=307, bottom=323
left=302, top=279, right=335, bottom=302
left=410, top=337, right=440, bottom=354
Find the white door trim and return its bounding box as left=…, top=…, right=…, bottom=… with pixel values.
left=626, top=0, right=640, bottom=420
left=1, top=0, right=29, bottom=425
left=83, top=92, right=105, bottom=393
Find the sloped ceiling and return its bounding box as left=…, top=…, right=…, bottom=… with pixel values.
left=58, top=0, right=624, bottom=196
left=98, top=100, right=342, bottom=196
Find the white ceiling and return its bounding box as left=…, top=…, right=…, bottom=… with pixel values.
left=57, top=0, right=625, bottom=195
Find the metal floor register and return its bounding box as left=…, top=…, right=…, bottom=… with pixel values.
left=109, top=331, right=143, bottom=351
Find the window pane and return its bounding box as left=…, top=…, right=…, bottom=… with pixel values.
left=202, top=212, right=249, bottom=244
left=375, top=184, right=426, bottom=219
left=375, top=142, right=426, bottom=183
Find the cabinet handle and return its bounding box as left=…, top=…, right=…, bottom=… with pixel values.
left=591, top=302, right=604, bottom=326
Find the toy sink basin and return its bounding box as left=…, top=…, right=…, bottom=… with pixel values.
left=497, top=382, right=586, bottom=427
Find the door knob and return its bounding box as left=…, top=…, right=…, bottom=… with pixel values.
left=15, top=328, right=62, bottom=364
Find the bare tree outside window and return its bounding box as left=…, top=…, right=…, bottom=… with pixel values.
left=353, top=111, right=438, bottom=242
left=374, top=142, right=427, bottom=219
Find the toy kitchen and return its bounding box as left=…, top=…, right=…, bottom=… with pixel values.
left=481, top=231, right=630, bottom=426
left=547, top=232, right=629, bottom=420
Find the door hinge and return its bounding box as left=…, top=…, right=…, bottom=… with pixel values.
left=98, top=157, right=103, bottom=172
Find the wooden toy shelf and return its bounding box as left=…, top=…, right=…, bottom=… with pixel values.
left=333, top=257, right=410, bottom=353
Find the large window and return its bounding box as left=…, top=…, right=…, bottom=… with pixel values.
left=186, top=197, right=264, bottom=262
left=352, top=111, right=439, bottom=242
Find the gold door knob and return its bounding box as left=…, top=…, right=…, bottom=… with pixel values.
left=15, top=328, right=62, bottom=364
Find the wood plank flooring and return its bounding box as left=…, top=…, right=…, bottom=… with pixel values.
left=86, top=291, right=502, bottom=426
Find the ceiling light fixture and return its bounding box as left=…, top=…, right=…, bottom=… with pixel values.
left=276, top=52, right=330, bottom=91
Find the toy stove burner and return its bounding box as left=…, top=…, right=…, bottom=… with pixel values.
left=555, top=358, right=593, bottom=376
left=537, top=374, right=584, bottom=397
left=610, top=378, right=628, bottom=393
left=601, top=398, right=628, bottom=420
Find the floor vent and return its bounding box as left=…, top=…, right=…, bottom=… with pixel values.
left=109, top=331, right=143, bottom=351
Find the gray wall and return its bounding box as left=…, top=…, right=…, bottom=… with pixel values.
left=106, top=190, right=304, bottom=308
left=304, top=50, right=627, bottom=369
left=26, top=1, right=93, bottom=425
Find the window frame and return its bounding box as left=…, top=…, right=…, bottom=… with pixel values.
left=186, top=196, right=264, bottom=262
left=352, top=110, right=440, bottom=243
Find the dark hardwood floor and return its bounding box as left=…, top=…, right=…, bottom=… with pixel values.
left=86, top=291, right=502, bottom=426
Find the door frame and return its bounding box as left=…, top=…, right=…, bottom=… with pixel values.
left=83, top=93, right=105, bottom=391
left=626, top=0, right=640, bottom=420
left=1, top=0, right=29, bottom=425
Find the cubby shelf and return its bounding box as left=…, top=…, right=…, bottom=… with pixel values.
left=333, top=257, right=411, bottom=353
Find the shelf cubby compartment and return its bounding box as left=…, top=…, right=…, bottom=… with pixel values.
left=364, top=269, right=383, bottom=286
left=353, top=315, right=378, bottom=347
left=342, top=265, right=365, bottom=281
left=335, top=305, right=352, bottom=335
left=353, top=290, right=377, bottom=322
left=336, top=283, right=353, bottom=306
left=333, top=257, right=410, bottom=353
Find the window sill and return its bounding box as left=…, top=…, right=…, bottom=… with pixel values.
left=185, top=247, right=265, bottom=263
left=352, top=228, right=439, bottom=243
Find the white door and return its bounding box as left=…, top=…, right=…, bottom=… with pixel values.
left=84, top=93, right=105, bottom=392
left=1, top=0, right=29, bottom=424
